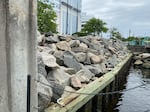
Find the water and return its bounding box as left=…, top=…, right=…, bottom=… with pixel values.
left=109, top=66, right=150, bottom=112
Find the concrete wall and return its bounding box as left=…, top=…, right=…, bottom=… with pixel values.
left=0, top=0, right=37, bottom=112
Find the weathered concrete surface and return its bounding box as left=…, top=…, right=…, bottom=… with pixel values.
left=0, top=0, right=37, bottom=112
left=0, top=1, right=9, bottom=112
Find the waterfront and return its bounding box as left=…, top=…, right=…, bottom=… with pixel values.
left=108, top=66, right=150, bottom=112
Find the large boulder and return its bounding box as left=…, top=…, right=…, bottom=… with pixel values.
left=53, top=50, right=64, bottom=66
left=75, top=52, right=86, bottom=63
left=63, top=51, right=82, bottom=72
left=85, top=65, right=103, bottom=77
left=61, top=86, right=76, bottom=98
left=37, top=53, right=47, bottom=77
left=71, top=46, right=88, bottom=53
left=37, top=31, right=45, bottom=46
left=47, top=67, right=71, bottom=86
left=142, top=62, right=150, bottom=69
left=70, top=75, right=82, bottom=89
left=38, top=74, right=53, bottom=112
left=87, top=52, right=102, bottom=64
left=140, top=53, right=150, bottom=59
left=40, top=52, right=59, bottom=68
left=45, top=35, right=59, bottom=44
left=80, top=42, right=88, bottom=49
left=50, top=81, right=65, bottom=103
left=134, top=60, right=143, bottom=66
left=56, top=41, right=71, bottom=51
left=69, top=40, right=80, bottom=48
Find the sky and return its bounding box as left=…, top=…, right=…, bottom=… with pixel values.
left=82, top=0, right=150, bottom=38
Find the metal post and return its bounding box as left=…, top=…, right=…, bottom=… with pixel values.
left=27, top=75, right=31, bottom=112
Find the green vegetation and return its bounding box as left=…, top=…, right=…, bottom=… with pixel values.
left=81, top=18, right=108, bottom=36
left=38, top=0, right=57, bottom=33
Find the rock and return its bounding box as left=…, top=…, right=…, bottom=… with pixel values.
left=140, top=53, right=150, bottom=59
left=134, top=60, right=143, bottom=65
left=99, top=62, right=108, bottom=74
left=65, top=35, right=72, bottom=42
left=85, top=65, right=103, bottom=77
left=47, top=67, right=71, bottom=86
left=40, top=52, right=59, bottom=68
left=70, top=76, right=82, bottom=89
left=56, top=41, right=71, bottom=51
left=87, top=52, right=101, bottom=64
left=69, top=40, right=80, bottom=48
left=58, top=35, right=66, bottom=41
left=50, top=82, right=64, bottom=102
left=53, top=50, right=64, bottom=66
left=61, top=67, right=76, bottom=75
left=63, top=51, right=82, bottom=72
left=142, top=62, right=150, bottom=69
left=75, top=52, right=86, bottom=63
left=37, top=31, right=45, bottom=46
left=107, top=55, right=118, bottom=67
left=38, top=74, right=53, bottom=111
left=37, top=53, right=47, bottom=77
left=76, top=65, right=95, bottom=82
left=79, top=42, right=88, bottom=48
left=71, top=46, right=88, bottom=53
left=45, top=31, right=53, bottom=37
left=61, top=86, right=76, bottom=98
left=45, top=35, right=59, bottom=44
left=78, top=75, right=90, bottom=83
left=108, top=47, right=117, bottom=54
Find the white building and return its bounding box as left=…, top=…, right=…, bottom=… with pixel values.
left=48, top=0, right=82, bottom=35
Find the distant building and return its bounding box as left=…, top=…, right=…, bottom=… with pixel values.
left=81, top=12, right=93, bottom=29
left=48, top=0, right=82, bottom=35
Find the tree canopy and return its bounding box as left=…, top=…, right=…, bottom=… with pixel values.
left=81, top=18, right=108, bottom=36
left=109, top=27, right=124, bottom=40
left=38, top=0, right=57, bottom=33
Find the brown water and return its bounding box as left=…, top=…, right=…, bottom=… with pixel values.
left=108, top=66, right=150, bottom=112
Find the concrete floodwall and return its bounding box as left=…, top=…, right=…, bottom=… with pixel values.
left=0, top=0, right=37, bottom=112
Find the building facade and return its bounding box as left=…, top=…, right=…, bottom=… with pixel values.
left=48, top=0, right=82, bottom=35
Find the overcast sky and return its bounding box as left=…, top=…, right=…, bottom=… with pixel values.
left=82, top=0, right=150, bottom=37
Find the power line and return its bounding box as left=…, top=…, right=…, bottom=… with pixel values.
left=36, top=79, right=147, bottom=96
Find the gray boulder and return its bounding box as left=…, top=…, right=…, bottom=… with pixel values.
left=142, top=62, right=150, bottom=69
left=37, top=53, right=47, bottom=77
left=45, top=35, right=59, bottom=44
left=75, top=52, right=86, bottom=63
left=38, top=74, right=53, bottom=112
left=63, top=51, right=82, bottom=72
left=85, top=65, right=103, bottom=77
left=47, top=67, right=71, bottom=86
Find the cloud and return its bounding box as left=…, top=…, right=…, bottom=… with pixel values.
left=82, top=0, right=150, bottom=37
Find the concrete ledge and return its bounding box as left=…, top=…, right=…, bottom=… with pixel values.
left=45, top=53, right=132, bottom=112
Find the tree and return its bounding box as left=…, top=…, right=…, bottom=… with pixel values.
left=110, top=28, right=123, bottom=40
left=81, top=18, right=108, bottom=36
left=38, top=0, right=57, bottom=33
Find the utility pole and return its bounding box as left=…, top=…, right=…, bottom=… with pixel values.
left=129, top=29, right=131, bottom=37
left=0, top=0, right=37, bottom=112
